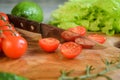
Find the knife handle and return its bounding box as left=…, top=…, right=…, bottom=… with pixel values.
left=7, top=14, right=41, bottom=34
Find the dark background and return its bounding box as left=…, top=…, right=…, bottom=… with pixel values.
left=0, top=0, right=67, bottom=22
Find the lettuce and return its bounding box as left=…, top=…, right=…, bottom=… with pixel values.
left=49, top=0, right=120, bottom=35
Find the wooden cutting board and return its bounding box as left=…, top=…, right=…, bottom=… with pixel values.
left=0, top=28, right=120, bottom=80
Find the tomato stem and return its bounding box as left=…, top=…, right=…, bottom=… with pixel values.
left=0, top=14, right=6, bottom=21
left=1, top=29, right=18, bottom=36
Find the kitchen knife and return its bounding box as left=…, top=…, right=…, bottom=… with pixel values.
left=7, top=14, right=106, bottom=49
left=7, top=14, right=65, bottom=42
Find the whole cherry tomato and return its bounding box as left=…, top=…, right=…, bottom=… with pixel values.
left=0, top=38, right=2, bottom=51
left=60, top=42, right=82, bottom=59
left=0, top=20, right=8, bottom=26
left=1, top=24, right=16, bottom=36
left=88, top=34, right=106, bottom=44
left=39, top=38, right=60, bottom=52
left=2, top=36, right=28, bottom=58
left=0, top=12, right=9, bottom=21
left=68, top=26, right=86, bottom=36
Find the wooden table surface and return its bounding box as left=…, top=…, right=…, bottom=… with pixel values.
left=0, top=28, right=120, bottom=80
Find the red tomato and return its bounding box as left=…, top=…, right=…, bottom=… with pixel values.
left=3, top=30, right=20, bottom=37
left=2, top=24, right=15, bottom=30
left=0, top=38, right=2, bottom=51
left=1, top=24, right=16, bottom=36
left=0, top=20, right=8, bottom=26
left=88, top=34, right=106, bottom=44
left=60, top=42, right=82, bottom=59
left=68, top=26, right=86, bottom=36
left=75, top=37, right=95, bottom=49
left=0, top=12, right=9, bottom=21
left=38, top=38, right=60, bottom=52
left=2, top=36, right=28, bottom=58
left=61, top=30, right=80, bottom=41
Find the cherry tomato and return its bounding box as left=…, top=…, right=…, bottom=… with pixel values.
left=68, top=26, right=86, bottom=36
left=0, top=38, right=2, bottom=51
left=88, top=34, right=106, bottom=44
left=3, top=30, right=20, bottom=37
left=61, top=30, right=80, bottom=41
left=38, top=38, right=60, bottom=52
left=60, top=42, right=82, bottom=59
left=0, top=20, right=8, bottom=26
left=1, top=24, right=15, bottom=30
left=2, top=36, right=28, bottom=58
left=1, top=24, right=16, bottom=36
left=0, top=12, right=9, bottom=21
left=75, top=37, right=95, bottom=49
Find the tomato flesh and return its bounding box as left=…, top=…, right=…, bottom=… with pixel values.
left=88, top=34, right=106, bottom=44
left=61, top=30, right=80, bottom=41
left=60, top=42, right=82, bottom=59
left=68, top=26, right=86, bottom=36
left=39, top=38, right=60, bottom=52
left=75, top=37, right=95, bottom=49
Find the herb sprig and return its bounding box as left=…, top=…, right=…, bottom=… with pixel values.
left=58, top=57, right=120, bottom=80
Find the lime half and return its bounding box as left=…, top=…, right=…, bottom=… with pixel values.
left=11, top=1, right=43, bottom=22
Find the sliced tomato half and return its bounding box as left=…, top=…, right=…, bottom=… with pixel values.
left=68, top=26, right=86, bottom=36
left=38, top=37, right=60, bottom=52
left=60, top=42, right=82, bottom=59
left=88, top=34, right=106, bottom=44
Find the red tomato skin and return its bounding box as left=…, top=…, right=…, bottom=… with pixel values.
left=0, top=38, right=2, bottom=51
left=1, top=25, right=16, bottom=36
left=2, top=36, right=28, bottom=58
left=38, top=38, right=60, bottom=52
left=0, top=20, right=8, bottom=26
left=88, top=34, right=106, bottom=44
left=0, top=12, right=9, bottom=21
left=68, top=26, right=86, bottom=36
left=60, top=42, right=82, bottom=59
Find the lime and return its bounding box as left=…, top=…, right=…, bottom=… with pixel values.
left=11, top=1, right=43, bottom=22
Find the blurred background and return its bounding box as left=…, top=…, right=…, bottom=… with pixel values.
left=0, top=0, right=66, bottom=22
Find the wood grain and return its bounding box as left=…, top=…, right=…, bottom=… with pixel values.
left=0, top=28, right=120, bottom=80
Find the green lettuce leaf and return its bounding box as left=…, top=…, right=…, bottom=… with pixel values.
left=49, top=0, right=120, bottom=35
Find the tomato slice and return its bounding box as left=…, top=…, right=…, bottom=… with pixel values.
left=60, top=42, right=82, bottom=59
left=61, top=30, right=80, bottom=41
left=68, top=26, right=86, bottom=36
left=88, top=34, right=106, bottom=44
left=38, top=38, right=60, bottom=52
left=75, top=37, right=95, bottom=49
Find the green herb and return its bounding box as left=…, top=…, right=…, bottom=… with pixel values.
left=0, top=72, right=28, bottom=80
left=58, top=57, right=120, bottom=80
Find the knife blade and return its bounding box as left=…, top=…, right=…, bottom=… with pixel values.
left=7, top=14, right=106, bottom=49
